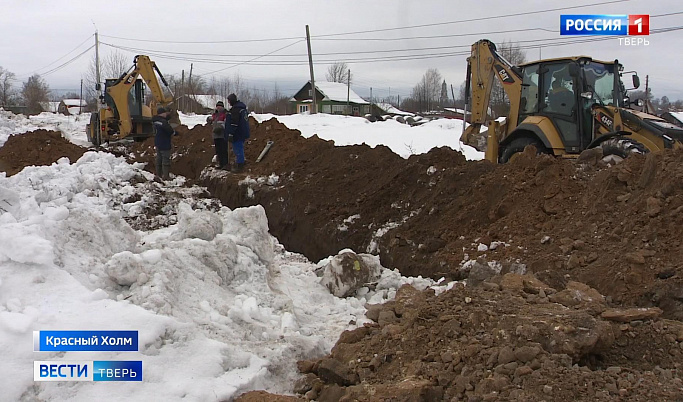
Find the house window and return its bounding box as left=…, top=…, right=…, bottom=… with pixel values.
left=308, top=89, right=313, bottom=97
left=331, top=104, right=347, bottom=115
left=299, top=104, right=309, bottom=114
left=322, top=104, right=331, bottom=113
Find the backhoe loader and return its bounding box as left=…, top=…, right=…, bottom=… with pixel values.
left=86, top=55, right=179, bottom=145
left=462, top=39, right=683, bottom=163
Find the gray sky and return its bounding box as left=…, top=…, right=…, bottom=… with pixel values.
left=1, top=0, right=682, bottom=100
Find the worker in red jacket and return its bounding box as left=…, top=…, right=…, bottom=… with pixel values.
left=207, top=101, right=229, bottom=169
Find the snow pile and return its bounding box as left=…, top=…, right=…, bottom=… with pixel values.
left=177, top=112, right=209, bottom=129
left=0, top=109, right=91, bottom=147
left=0, top=147, right=449, bottom=400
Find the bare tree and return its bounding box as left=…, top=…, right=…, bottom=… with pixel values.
left=410, top=68, right=443, bottom=112
left=490, top=40, right=526, bottom=117
left=0, top=66, right=18, bottom=107
left=326, top=62, right=352, bottom=85
left=83, top=50, right=130, bottom=104
left=22, top=74, right=50, bottom=115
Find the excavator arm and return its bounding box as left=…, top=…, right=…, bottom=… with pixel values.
left=105, top=55, right=177, bottom=138
left=462, top=40, right=523, bottom=160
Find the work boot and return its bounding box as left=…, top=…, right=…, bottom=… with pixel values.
left=219, top=164, right=231, bottom=171
left=231, top=163, right=244, bottom=173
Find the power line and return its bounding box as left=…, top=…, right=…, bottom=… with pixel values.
left=41, top=45, right=95, bottom=78
left=17, top=34, right=93, bottom=78
left=310, top=12, right=683, bottom=43
left=201, top=39, right=305, bottom=76
left=97, top=0, right=632, bottom=45
left=313, top=0, right=632, bottom=37
left=100, top=26, right=683, bottom=67
left=313, top=27, right=557, bottom=42
left=100, top=33, right=303, bottom=44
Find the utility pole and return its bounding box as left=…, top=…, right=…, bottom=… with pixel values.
left=95, top=30, right=101, bottom=107
left=181, top=70, right=185, bottom=112
left=644, top=75, right=650, bottom=113
left=463, top=62, right=472, bottom=136
left=80, top=79, right=83, bottom=114
left=450, top=84, right=456, bottom=109
left=188, top=63, right=193, bottom=98
left=346, top=69, right=351, bottom=111
left=306, top=25, right=317, bottom=114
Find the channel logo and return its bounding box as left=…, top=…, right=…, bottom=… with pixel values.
left=560, top=14, right=649, bottom=36
left=34, top=361, right=142, bottom=381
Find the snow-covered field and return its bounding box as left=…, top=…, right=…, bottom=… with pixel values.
left=182, top=111, right=484, bottom=160
left=0, top=109, right=91, bottom=148
left=0, top=110, right=462, bottom=400
left=255, top=112, right=484, bottom=160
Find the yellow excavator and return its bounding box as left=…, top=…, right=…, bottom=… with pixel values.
left=86, top=55, right=179, bottom=145
left=462, top=39, right=683, bottom=163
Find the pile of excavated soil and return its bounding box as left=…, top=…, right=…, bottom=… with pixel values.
left=122, top=118, right=683, bottom=321
left=292, top=277, right=683, bottom=401
left=0, top=130, right=87, bottom=176
left=2, top=123, right=682, bottom=321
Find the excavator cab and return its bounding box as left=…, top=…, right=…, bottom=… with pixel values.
left=517, top=59, right=584, bottom=153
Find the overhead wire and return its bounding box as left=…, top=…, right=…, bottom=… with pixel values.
left=312, top=0, right=632, bottom=37
left=100, top=26, right=683, bottom=67
left=40, top=45, right=95, bottom=78
left=96, top=0, right=632, bottom=44
left=100, top=33, right=303, bottom=44
left=28, top=2, right=681, bottom=97
left=16, top=34, right=93, bottom=78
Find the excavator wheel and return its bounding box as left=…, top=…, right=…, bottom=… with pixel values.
left=88, top=112, right=101, bottom=147
left=500, top=137, right=548, bottom=163
left=599, top=137, right=647, bottom=159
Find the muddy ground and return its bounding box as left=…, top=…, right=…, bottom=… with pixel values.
left=2, top=121, right=682, bottom=400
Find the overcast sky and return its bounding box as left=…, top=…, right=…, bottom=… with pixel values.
left=1, top=0, right=682, bottom=100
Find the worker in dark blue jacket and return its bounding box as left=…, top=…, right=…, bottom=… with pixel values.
left=224, top=93, right=250, bottom=173
left=153, top=106, right=176, bottom=180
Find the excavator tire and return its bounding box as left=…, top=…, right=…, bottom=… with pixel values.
left=88, top=112, right=101, bottom=147
left=500, top=137, right=547, bottom=163
left=599, top=137, right=647, bottom=159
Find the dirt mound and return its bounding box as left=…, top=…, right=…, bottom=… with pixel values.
left=294, top=278, right=683, bottom=401
left=4, top=121, right=679, bottom=321
left=0, top=130, right=88, bottom=176
left=116, top=119, right=683, bottom=320
left=122, top=118, right=683, bottom=321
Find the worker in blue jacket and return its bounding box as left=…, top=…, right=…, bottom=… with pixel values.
left=153, top=106, right=177, bottom=180
left=224, top=93, right=250, bottom=173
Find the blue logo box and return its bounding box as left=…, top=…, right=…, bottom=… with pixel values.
left=34, top=330, right=138, bottom=352
left=560, top=15, right=628, bottom=35
left=34, top=360, right=143, bottom=381
left=93, top=360, right=143, bottom=381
